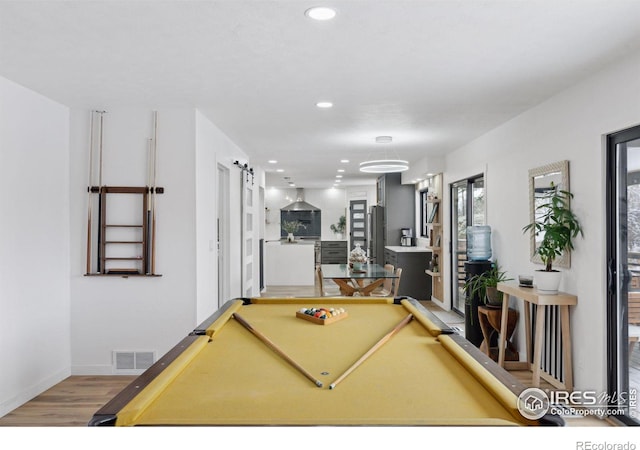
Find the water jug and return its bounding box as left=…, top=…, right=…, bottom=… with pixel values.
left=466, top=226, right=492, bottom=261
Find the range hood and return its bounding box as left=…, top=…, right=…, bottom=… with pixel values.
left=281, top=188, right=320, bottom=211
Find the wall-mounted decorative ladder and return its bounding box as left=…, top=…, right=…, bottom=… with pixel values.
left=90, top=186, right=164, bottom=276
left=84, top=110, right=164, bottom=277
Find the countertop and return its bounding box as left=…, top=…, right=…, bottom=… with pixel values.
left=265, top=239, right=317, bottom=245
left=385, top=246, right=431, bottom=253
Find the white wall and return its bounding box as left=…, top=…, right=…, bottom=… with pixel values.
left=437, top=49, right=640, bottom=393
left=69, top=108, right=199, bottom=374
left=195, top=110, right=255, bottom=319
left=0, top=76, right=71, bottom=416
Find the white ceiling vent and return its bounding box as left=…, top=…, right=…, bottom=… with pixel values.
left=113, top=351, right=155, bottom=374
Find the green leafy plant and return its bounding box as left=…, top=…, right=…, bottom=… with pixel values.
left=330, top=215, right=346, bottom=235
left=282, top=220, right=305, bottom=234
left=463, top=260, right=513, bottom=306
left=522, top=183, right=583, bottom=272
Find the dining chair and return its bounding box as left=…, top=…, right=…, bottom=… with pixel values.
left=392, top=268, right=403, bottom=297
left=371, top=264, right=395, bottom=297
left=316, top=266, right=342, bottom=296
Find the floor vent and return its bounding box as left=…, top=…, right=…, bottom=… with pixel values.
left=113, top=351, right=155, bottom=373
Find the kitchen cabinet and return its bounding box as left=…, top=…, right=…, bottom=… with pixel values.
left=315, top=241, right=348, bottom=264
left=384, top=247, right=431, bottom=300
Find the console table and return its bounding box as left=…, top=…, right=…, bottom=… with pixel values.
left=496, top=282, right=577, bottom=391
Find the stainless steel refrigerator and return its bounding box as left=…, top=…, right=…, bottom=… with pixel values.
left=368, top=205, right=385, bottom=264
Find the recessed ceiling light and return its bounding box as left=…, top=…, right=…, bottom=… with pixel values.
left=268, top=160, right=278, bottom=164
left=337, top=169, right=345, bottom=173
left=336, top=175, right=343, bottom=178
left=276, top=169, right=284, bottom=172
left=340, top=159, right=349, bottom=163
left=335, top=179, right=342, bottom=183
left=316, top=101, right=333, bottom=108
left=305, top=7, right=336, bottom=21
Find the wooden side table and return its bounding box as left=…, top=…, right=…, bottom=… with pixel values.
left=496, top=282, right=577, bottom=391
left=478, top=305, right=519, bottom=362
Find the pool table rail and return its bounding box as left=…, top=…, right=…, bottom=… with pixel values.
left=88, top=334, right=202, bottom=426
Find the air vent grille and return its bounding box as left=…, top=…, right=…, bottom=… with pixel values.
left=113, top=351, right=155, bottom=373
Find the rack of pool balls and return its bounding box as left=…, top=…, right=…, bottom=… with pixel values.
left=296, top=307, right=348, bottom=325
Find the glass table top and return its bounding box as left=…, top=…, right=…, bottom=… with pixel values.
left=320, top=264, right=396, bottom=279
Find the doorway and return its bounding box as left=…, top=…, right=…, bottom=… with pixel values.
left=606, top=126, right=640, bottom=424
left=450, top=175, right=485, bottom=314
left=349, top=199, right=367, bottom=251
left=217, top=164, right=230, bottom=308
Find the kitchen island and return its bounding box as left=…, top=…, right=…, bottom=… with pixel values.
left=264, top=240, right=315, bottom=286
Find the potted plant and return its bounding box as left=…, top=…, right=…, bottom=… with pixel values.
left=522, top=183, right=583, bottom=293
left=282, top=220, right=305, bottom=242
left=330, top=215, right=346, bottom=239
left=463, top=260, right=513, bottom=308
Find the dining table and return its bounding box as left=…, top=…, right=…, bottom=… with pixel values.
left=320, top=263, right=398, bottom=296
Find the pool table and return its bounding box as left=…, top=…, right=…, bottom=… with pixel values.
left=89, top=297, right=563, bottom=426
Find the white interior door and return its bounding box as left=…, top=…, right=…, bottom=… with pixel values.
left=241, top=172, right=254, bottom=297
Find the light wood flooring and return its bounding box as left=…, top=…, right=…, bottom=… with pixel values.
left=0, top=284, right=617, bottom=427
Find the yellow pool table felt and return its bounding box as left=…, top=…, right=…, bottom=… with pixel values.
left=114, top=298, right=536, bottom=426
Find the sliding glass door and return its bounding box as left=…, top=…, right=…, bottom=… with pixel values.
left=606, top=126, right=640, bottom=424
left=450, top=175, right=485, bottom=314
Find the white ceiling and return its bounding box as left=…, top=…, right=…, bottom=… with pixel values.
left=3, top=1, right=640, bottom=188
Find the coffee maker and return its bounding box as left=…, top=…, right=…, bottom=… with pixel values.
left=400, top=228, right=414, bottom=246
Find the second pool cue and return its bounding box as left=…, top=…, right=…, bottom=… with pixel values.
left=85, top=111, right=95, bottom=274
left=150, top=111, right=158, bottom=275
left=233, top=313, right=323, bottom=388
left=330, top=313, right=414, bottom=389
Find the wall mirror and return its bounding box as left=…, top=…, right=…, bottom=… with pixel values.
left=528, top=160, right=570, bottom=268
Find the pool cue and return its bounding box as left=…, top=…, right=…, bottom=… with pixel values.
left=329, top=313, right=414, bottom=390
left=151, top=111, right=158, bottom=275
left=86, top=111, right=95, bottom=274
left=232, top=313, right=323, bottom=388
left=96, top=111, right=105, bottom=273
left=145, top=137, right=153, bottom=274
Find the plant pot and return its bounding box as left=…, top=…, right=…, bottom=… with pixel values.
left=464, top=302, right=483, bottom=347
left=534, top=270, right=562, bottom=294
left=485, top=286, right=503, bottom=307
left=352, top=262, right=363, bottom=271
left=287, top=233, right=294, bottom=243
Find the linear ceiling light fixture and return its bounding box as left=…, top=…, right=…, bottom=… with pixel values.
left=359, top=136, right=409, bottom=173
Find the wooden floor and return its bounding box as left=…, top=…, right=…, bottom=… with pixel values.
left=0, top=375, right=136, bottom=427
left=0, top=284, right=618, bottom=427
